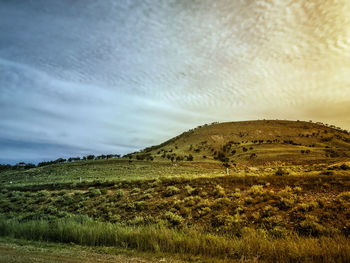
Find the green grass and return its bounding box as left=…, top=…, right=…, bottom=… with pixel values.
left=0, top=159, right=224, bottom=188
left=0, top=215, right=349, bottom=262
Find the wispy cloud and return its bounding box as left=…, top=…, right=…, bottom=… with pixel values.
left=0, top=0, right=349, bottom=163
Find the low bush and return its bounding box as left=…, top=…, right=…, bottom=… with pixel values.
left=275, top=167, right=289, bottom=176
left=212, top=197, right=231, bottom=209
left=89, top=188, right=101, bottom=197
left=115, top=189, right=124, bottom=199
left=164, top=186, right=180, bottom=197
left=212, top=214, right=244, bottom=236
left=298, top=215, right=333, bottom=237
left=214, top=185, right=225, bottom=197
left=135, top=201, right=148, bottom=211
left=184, top=185, right=196, bottom=195
left=163, top=211, right=184, bottom=226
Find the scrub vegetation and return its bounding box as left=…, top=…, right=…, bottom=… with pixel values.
left=1, top=120, right=350, bottom=262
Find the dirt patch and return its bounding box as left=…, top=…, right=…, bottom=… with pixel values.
left=0, top=243, right=181, bottom=263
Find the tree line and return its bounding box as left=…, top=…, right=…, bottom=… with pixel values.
left=0, top=154, right=121, bottom=172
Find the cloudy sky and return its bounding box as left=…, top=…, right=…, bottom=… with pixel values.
left=0, top=0, right=349, bottom=164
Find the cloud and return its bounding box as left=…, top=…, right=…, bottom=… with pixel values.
left=0, top=0, right=349, bottom=163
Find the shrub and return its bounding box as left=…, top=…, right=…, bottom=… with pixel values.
left=276, top=186, right=296, bottom=209
left=278, top=197, right=294, bottom=210
left=36, top=195, right=47, bottom=203
left=135, top=201, right=148, bottom=211
left=124, top=202, right=135, bottom=211
left=321, top=171, right=334, bottom=176
left=55, top=194, right=74, bottom=206
left=336, top=192, right=350, bottom=202
left=298, top=215, right=329, bottom=236
left=132, top=188, right=141, bottom=193
left=196, top=199, right=211, bottom=209
left=115, top=189, right=124, bottom=199
left=200, top=191, right=208, bottom=198
left=293, top=202, right=318, bottom=212
left=213, top=214, right=243, bottom=235
left=198, top=207, right=211, bottom=216
left=244, top=196, right=254, bottom=204
left=109, top=214, right=121, bottom=223
left=184, top=196, right=201, bottom=207
left=269, top=226, right=288, bottom=238
left=275, top=167, right=288, bottom=176
left=45, top=206, right=58, bottom=215
left=163, top=212, right=184, bottom=226
left=261, top=215, right=283, bottom=229
left=37, top=190, right=49, bottom=197
left=89, top=189, right=101, bottom=197
left=340, top=164, right=350, bottom=170
left=248, top=185, right=264, bottom=196
left=73, top=190, right=84, bottom=196
left=9, top=191, right=23, bottom=202
left=165, top=186, right=180, bottom=197
left=262, top=205, right=277, bottom=217
left=58, top=190, right=69, bottom=196
left=233, top=192, right=241, bottom=199
left=140, top=193, right=152, bottom=200
left=214, top=185, right=225, bottom=197
left=293, top=186, right=302, bottom=194
left=100, top=188, right=108, bottom=195
left=185, top=185, right=196, bottom=195
left=212, top=197, right=231, bottom=209
left=128, top=216, right=146, bottom=226
left=251, top=211, right=261, bottom=222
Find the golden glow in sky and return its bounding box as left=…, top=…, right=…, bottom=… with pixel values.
left=0, top=0, right=349, bottom=162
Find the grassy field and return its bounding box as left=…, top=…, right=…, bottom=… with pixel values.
left=0, top=159, right=224, bottom=188
left=1, top=120, right=350, bottom=262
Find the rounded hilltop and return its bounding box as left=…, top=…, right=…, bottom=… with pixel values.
left=132, top=120, right=350, bottom=166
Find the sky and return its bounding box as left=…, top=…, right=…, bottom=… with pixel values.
left=0, top=0, right=349, bottom=164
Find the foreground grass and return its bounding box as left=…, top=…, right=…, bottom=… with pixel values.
left=0, top=216, right=349, bottom=262
left=0, top=237, right=185, bottom=263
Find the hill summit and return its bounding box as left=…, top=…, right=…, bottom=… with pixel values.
left=132, top=120, right=350, bottom=166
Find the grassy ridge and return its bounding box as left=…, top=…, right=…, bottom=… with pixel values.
left=2, top=120, right=350, bottom=188
left=1, top=215, right=350, bottom=262
left=135, top=120, right=350, bottom=165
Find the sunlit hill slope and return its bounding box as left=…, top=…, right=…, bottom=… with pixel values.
left=132, top=120, right=350, bottom=166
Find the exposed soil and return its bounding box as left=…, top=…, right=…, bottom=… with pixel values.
left=0, top=242, right=183, bottom=263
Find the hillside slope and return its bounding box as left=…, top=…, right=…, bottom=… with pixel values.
left=134, top=120, right=350, bottom=166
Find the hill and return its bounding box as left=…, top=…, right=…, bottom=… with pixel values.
left=2, top=120, right=350, bottom=187
left=133, top=120, right=350, bottom=166
left=1, top=120, right=350, bottom=262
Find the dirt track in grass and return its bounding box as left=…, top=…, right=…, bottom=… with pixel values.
left=0, top=243, right=183, bottom=263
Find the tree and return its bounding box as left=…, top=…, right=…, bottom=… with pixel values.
left=187, top=154, right=193, bottom=161
left=24, top=163, right=36, bottom=169
left=87, top=155, right=95, bottom=160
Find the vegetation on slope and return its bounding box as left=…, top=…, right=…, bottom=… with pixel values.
left=134, top=120, right=350, bottom=166
left=1, top=120, right=350, bottom=262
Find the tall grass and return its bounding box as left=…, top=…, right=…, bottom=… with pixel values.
left=0, top=215, right=349, bottom=262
